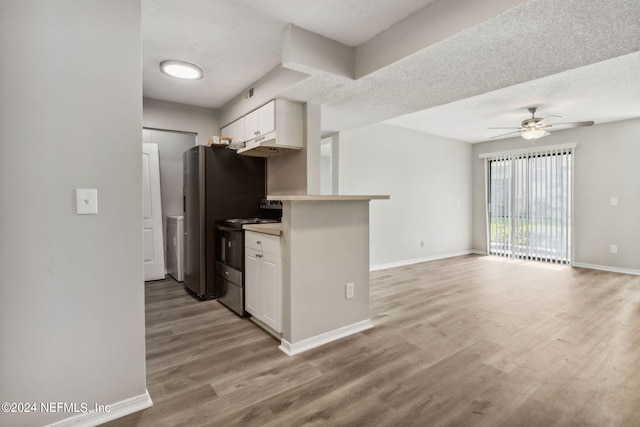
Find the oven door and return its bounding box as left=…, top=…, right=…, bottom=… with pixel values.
left=215, top=225, right=244, bottom=272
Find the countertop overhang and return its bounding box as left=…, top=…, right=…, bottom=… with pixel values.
left=243, top=222, right=283, bottom=235
left=266, top=194, right=390, bottom=201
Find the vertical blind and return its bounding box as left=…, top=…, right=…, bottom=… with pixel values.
left=481, top=143, right=575, bottom=264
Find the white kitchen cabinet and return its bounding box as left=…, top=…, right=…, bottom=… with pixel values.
left=221, top=99, right=302, bottom=157
left=244, top=100, right=275, bottom=140
left=237, top=99, right=303, bottom=157
left=244, top=251, right=261, bottom=316
left=220, top=116, right=245, bottom=144
left=245, top=231, right=282, bottom=333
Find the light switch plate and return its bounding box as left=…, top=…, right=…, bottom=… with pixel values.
left=76, top=189, right=98, bottom=215
left=610, top=197, right=618, bottom=206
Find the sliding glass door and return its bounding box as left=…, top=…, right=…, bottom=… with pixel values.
left=486, top=146, right=573, bottom=264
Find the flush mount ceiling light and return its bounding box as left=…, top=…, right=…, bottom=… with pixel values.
left=159, top=60, right=203, bottom=80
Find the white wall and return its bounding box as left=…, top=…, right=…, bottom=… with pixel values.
left=0, top=1, right=147, bottom=426
left=338, top=123, right=473, bottom=268
left=472, top=118, right=640, bottom=272
left=143, top=98, right=220, bottom=145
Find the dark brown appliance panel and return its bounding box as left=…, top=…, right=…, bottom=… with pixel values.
left=183, top=145, right=266, bottom=299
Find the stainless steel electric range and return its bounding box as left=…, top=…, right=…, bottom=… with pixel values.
left=214, top=217, right=279, bottom=315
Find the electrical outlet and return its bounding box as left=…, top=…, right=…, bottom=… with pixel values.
left=610, top=244, right=618, bottom=254
left=420, top=240, right=424, bottom=248
left=345, top=282, right=355, bottom=299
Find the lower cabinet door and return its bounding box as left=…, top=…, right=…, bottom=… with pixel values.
left=261, top=252, right=282, bottom=333
left=244, top=251, right=261, bottom=317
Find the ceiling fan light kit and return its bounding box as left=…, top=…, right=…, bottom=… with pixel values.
left=521, top=128, right=549, bottom=140
left=489, top=107, right=594, bottom=140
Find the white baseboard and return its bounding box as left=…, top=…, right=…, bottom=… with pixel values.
left=470, top=249, right=487, bottom=255
left=370, top=250, right=477, bottom=271
left=572, top=262, right=640, bottom=276
left=45, top=389, right=153, bottom=427
left=279, top=319, right=373, bottom=356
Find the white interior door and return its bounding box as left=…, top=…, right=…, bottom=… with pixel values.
left=143, top=143, right=165, bottom=280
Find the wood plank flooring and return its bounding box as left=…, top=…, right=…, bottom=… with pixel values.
left=105, top=255, right=640, bottom=426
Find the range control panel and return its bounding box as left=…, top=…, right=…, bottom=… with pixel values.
left=260, top=199, right=283, bottom=210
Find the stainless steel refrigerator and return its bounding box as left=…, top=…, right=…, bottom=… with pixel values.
left=183, top=145, right=266, bottom=298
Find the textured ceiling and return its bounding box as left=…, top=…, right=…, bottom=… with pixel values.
left=385, top=51, right=640, bottom=143
left=142, top=0, right=640, bottom=142
left=142, top=0, right=436, bottom=108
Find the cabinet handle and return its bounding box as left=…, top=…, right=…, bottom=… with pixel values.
left=256, top=254, right=263, bottom=258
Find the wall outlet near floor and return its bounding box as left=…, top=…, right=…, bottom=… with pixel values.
left=420, top=240, right=424, bottom=247
left=610, top=244, right=618, bottom=254
left=345, top=282, right=355, bottom=299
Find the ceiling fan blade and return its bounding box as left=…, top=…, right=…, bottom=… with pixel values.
left=490, top=130, right=522, bottom=139
left=547, top=121, right=595, bottom=129
left=487, top=127, right=522, bottom=130
left=539, top=115, right=561, bottom=127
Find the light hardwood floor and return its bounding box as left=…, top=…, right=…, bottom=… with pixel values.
left=106, top=255, right=640, bottom=426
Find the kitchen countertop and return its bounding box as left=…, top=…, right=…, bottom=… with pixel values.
left=266, top=194, right=389, bottom=201
left=243, top=222, right=283, bottom=236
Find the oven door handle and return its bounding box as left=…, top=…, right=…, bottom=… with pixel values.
left=221, top=235, right=226, bottom=263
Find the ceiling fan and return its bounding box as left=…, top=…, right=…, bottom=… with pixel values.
left=489, top=107, right=595, bottom=140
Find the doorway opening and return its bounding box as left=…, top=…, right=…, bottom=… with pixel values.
left=142, top=128, right=197, bottom=280
left=320, top=133, right=339, bottom=195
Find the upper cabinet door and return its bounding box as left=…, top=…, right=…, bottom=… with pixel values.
left=244, top=109, right=259, bottom=140
left=256, top=100, right=275, bottom=136
left=221, top=117, right=245, bottom=143
left=245, top=100, right=275, bottom=140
